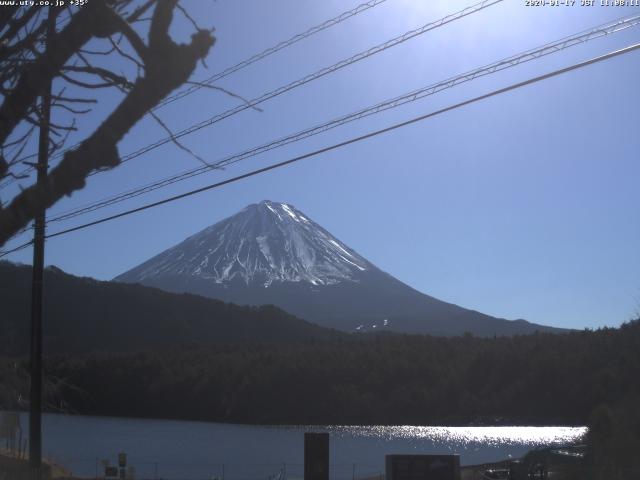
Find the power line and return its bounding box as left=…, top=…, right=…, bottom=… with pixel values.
left=0, top=0, right=503, bottom=194
left=158, top=0, right=391, bottom=108
left=3, top=40, right=636, bottom=256
left=102, top=0, right=503, bottom=173
left=35, top=42, right=640, bottom=243
left=0, top=0, right=390, bottom=190
left=45, top=13, right=640, bottom=225
left=38, top=0, right=508, bottom=222
left=0, top=239, right=33, bottom=259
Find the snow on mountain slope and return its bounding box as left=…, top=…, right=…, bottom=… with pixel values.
left=116, top=200, right=565, bottom=337
left=117, top=200, right=369, bottom=288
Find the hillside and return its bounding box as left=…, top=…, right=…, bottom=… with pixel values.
left=2, top=320, right=637, bottom=426
left=0, top=261, right=343, bottom=356
left=116, top=200, right=564, bottom=337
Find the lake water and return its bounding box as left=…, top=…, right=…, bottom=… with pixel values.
left=12, top=413, right=586, bottom=479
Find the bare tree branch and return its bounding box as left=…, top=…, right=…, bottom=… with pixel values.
left=149, top=110, right=211, bottom=166
left=62, top=65, right=134, bottom=89
left=0, top=0, right=215, bottom=245
left=0, top=1, right=118, bottom=147
left=107, top=35, right=144, bottom=71
left=185, top=80, right=263, bottom=112
left=127, top=0, right=158, bottom=22
left=51, top=95, right=97, bottom=104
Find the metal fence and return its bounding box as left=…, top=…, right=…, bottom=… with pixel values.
left=4, top=452, right=640, bottom=480
left=48, top=457, right=386, bottom=480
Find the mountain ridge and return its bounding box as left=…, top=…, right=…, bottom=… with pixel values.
left=116, top=200, right=565, bottom=336
left=0, top=260, right=343, bottom=356
left=117, top=200, right=370, bottom=287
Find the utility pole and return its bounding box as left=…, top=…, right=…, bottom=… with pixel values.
left=29, top=6, right=54, bottom=479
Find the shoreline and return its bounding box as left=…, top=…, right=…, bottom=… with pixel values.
left=4, top=408, right=589, bottom=429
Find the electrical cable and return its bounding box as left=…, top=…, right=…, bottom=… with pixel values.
left=0, top=0, right=504, bottom=190
left=158, top=0, right=392, bottom=108
left=0, top=239, right=33, bottom=258
left=102, top=0, right=504, bottom=173
left=45, top=13, right=640, bottom=225
left=32, top=42, right=640, bottom=244
left=0, top=0, right=390, bottom=189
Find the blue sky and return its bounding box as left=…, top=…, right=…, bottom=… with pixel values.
left=2, top=0, right=640, bottom=330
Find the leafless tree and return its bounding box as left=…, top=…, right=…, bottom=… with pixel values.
left=0, top=0, right=215, bottom=247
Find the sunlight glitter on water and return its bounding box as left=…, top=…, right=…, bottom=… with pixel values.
left=16, top=414, right=590, bottom=477
left=327, top=425, right=588, bottom=447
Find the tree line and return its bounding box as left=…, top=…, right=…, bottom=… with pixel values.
left=1, top=319, right=638, bottom=428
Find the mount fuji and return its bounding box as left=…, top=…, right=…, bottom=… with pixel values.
left=115, top=200, right=561, bottom=336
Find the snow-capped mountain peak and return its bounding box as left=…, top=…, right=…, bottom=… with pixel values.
left=117, top=200, right=369, bottom=287
left=115, top=200, right=563, bottom=337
